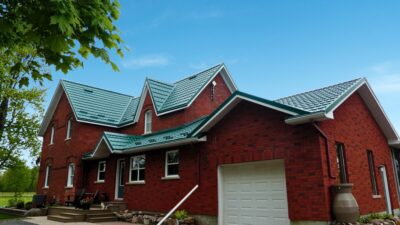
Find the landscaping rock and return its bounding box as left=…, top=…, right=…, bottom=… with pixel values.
left=23, top=208, right=43, bottom=217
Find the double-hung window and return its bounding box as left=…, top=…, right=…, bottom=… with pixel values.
left=129, top=155, right=146, bottom=183
left=367, top=150, right=379, bottom=195
left=97, top=161, right=106, bottom=182
left=165, top=150, right=179, bottom=177
left=66, top=119, right=72, bottom=139
left=144, top=110, right=152, bottom=134
left=66, top=163, right=74, bottom=187
left=336, top=143, right=348, bottom=183
left=44, top=165, right=51, bottom=188
left=50, top=126, right=55, bottom=145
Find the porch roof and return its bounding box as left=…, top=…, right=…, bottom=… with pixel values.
left=83, top=117, right=207, bottom=159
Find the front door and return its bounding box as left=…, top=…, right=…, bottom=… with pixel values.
left=379, top=165, right=392, bottom=214
left=115, top=159, right=125, bottom=200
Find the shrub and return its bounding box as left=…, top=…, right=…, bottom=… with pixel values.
left=8, top=199, right=17, bottom=207
left=175, top=210, right=188, bottom=220
left=25, top=202, right=33, bottom=210
left=358, top=213, right=393, bottom=224
left=16, top=201, right=25, bottom=209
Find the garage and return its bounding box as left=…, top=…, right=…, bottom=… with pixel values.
left=218, top=160, right=290, bottom=225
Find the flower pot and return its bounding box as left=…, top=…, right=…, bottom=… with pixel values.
left=332, top=183, right=360, bottom=223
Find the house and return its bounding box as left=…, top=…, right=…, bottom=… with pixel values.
left=37, top=64, right=400, bottom=225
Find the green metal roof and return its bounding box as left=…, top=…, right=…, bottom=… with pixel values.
left=145, top=64, right=224, bottom=114
left=275, top=78, right=365, bottom=113
left=83, top=117, right=207, bottom=159
left=61, top=80, right=139, bottom=127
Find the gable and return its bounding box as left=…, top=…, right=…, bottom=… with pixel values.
left=276, top=78, right=399, bottom=147
left=133, top=64, right=237, bottom=123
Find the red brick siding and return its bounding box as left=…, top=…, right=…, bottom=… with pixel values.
left=85, top=101, right=328, bottom=220
left=319, top=92, right=399, bottom=215
left=37, top=93, right=117, bottom=203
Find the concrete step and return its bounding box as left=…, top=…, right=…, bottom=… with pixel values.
left=47, top=215, right=79, bottom=223
left=60, top=212, right=86, bottom=221
left=86, top=212, right=115, bottom=218
left=87, top=216, right=118, bottom=223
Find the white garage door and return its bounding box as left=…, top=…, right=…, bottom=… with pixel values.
left=219, top=160, right=290, bottom=225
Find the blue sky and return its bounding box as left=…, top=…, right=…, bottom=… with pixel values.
left=44, top=1, right=400, bottom=132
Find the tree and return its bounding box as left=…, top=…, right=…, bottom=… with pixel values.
left=0, top=0, right=123, bottom=77
left=1, top=160, right=31, bottom=200
left=0, top=46, right=44, bottom=169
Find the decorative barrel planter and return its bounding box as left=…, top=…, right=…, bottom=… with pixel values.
left=332, top=183, right=360, bottom=223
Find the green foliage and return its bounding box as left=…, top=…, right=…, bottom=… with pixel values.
left=0, top=46, right=45, bottom=169
left=0, top=0, right=124, bottom=84
left=358, top=213, right=393, bottom=223
left=175, top=210, right=188, bottom=220
left=24, top=201, right=32, bottom=210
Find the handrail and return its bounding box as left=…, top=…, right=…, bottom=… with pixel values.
left=157, top=184, right=199, bottom=225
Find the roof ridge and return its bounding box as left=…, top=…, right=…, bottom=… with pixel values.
left=275, top=78, right=364, bottom=102
left=146, top=77, right=175, bottom=87
left=61, top=79, right=135, bottom=98
left=173, top=63, right=224, bottom=84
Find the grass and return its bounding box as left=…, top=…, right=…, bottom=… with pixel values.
left=0, top=192, right=35, bottom=207
left=0, top=213, right=20, bottom=220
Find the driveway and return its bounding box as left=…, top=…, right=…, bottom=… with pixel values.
left=0, top=216, right=131, bottom=225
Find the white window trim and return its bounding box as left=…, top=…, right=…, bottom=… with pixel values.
left=97, top=161, right=106, bottom=182
left=164, top=150, right=179, bottom=178
left=144, top=110, right=152, bottom=134
left=44, top=165, right=50, bottom=188
left=66, top=119, right=72, bottom=140
left=50, top=126, right=55, bottom=145
left=129, top=155, right=146, bottom=183
left=66, top=163, right=74, bottom=187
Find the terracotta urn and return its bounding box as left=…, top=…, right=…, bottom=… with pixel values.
left=332, top=183, right=360, bottom=223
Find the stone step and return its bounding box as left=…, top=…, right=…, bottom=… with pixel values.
left=86, top=212, right=115, bottom=218
left=60, top=212, right=86, bottom=221
left=47, top=215, right=79, bottom=223
left=87, top=216, right=119, bottom=223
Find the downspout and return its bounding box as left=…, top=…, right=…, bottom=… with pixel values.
left=312, top=122, right=336, bottom=179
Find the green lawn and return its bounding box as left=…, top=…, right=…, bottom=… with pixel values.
left=0, top=213, right=19, bottom=220
left=0, top=192, right=35, bottom=207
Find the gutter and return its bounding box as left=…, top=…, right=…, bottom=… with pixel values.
left=312, top=123, right=336, bottom=179
left=389, top=140, right=400, bottom=148
left=285, top=111, right=334, bottom=125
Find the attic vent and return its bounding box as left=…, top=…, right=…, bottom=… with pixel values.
left=135, top=141, right=142, bottom=145
left=148, top=139, right=156, bottom=143
left=188, top=75, right=197, bottom=80
left=84, top=89, right=93, bottom=93
left=180, top=132, right=188, bottom=136
left=163, top=136, right=173, bottom=140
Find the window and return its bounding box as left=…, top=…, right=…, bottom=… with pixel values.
left=336, top=143, right=348, bottom=183
left=129, top=155, right=146, bottom=182
left=144, top=110, right=152, bottom=134
left=367, top=150, right=379, bottom=195
left=44, top=165, right=51, bottom=188
left=50, top=126, right=55, bottom=145
left=165, top=150, right=179, bottom=177
left=97, top=161, right=106, bottom=182
left=66, top=163, right=75, bottom=187
left=66, top=118, right=72, bottom=139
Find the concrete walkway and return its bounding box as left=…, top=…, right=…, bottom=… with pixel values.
left=22, top=216, right=131, bottom=225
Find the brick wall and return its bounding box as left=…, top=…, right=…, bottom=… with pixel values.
left=319, top=92, right=399, bottom=215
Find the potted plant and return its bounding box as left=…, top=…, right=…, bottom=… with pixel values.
left=174, top=210, right=194, bottom=225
